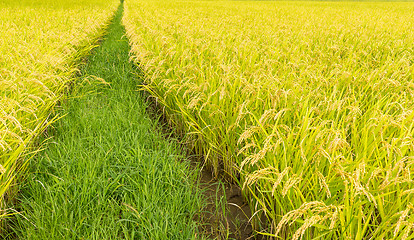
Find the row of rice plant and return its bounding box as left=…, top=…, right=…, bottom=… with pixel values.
left=0, top=0, right=117, bottom=225
left=123, top=1, right=414, bottom=239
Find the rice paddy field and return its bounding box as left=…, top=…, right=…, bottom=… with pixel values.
left=123, top=0, right=414, bottom=239
left=0, top=0, right=117, bottom=227
left=3, top=0, right=414, bottom=239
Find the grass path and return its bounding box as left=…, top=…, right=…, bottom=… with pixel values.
left=10, top=4, right=205, bottom=239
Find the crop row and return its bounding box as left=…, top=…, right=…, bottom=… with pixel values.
left=123, top=1, right=414, bottom=239
left=0, top=0, right=117, bottom=225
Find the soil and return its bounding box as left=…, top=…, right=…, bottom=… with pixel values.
left=196, top=164, right=260, bottom=240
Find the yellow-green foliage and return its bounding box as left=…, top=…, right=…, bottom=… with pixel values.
left=0, top=0, right=117, bottom=221
left=123, top=1, right=414, bottom=239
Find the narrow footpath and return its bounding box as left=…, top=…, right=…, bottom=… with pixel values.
left=11, top=5, right=205, bottom=239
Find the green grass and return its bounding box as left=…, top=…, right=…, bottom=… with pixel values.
left=8, top=4, right=205, bottom=239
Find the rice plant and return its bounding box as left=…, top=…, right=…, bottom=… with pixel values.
left=123, top=1, right=414, bottom=238
left=0, top=0, right=117, bottom=228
